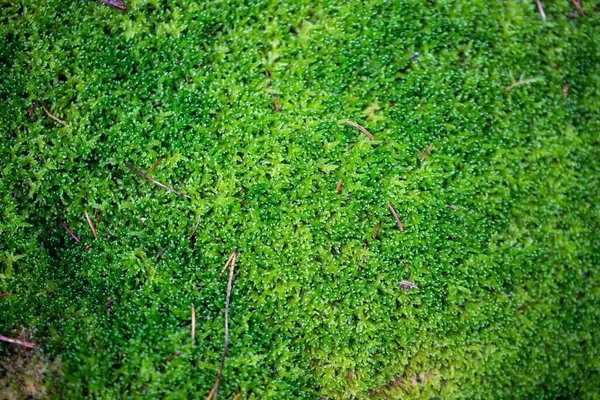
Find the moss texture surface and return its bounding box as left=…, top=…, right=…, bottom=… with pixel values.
left=1, top=0, right=600, bottom=398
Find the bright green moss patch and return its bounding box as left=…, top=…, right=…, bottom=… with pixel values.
left=1, top=0, right=600, bottom=398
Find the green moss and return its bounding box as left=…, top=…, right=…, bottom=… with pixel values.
left=1, top=0, right=599, bottom=398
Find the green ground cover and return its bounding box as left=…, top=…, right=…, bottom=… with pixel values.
left=1, top=0, right=600, bottom=398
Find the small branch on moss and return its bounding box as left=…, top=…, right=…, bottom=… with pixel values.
left=420, top=143, right=433, bottom=163
left=163, top=351, right=181, bottom=364
left=123, top=162, right=191, bottom=199
left=346, top=120, right=375, bottom=141
left=189, top=214, right=201, bottom=239
left=336, top=179, right=343, bottom=194
left=85, top=211, right=98, bottom=240
left=562, top=82, right=568, bottom=99
left=505, top=76, right=542, bottom=91
left=232, top=390, right=243, bottom=400
left=148, top=155, right=164, bottom=175
left=399, top=280, right=418, bottom=291
left=0, top=335, right=35, bottom=349
left=372, top=222, right=381, bottom=238
left=219, top=248, right=237, bottom=277
left=58, top=218, right=80, bottom=242
left=191, top=303, right=196, bottom=346
left=94, top=0, right=126, bottom=11
left=40, top=103, right=69, bottom=127
left=387, top=203, right=404, bottom=232
left=206, top=388, right=217, bottom=400
left=572, top=0, right=585, bottom=15
left=446, top=204, right=460, bottom=211
left=0, top=292, right=9, bottom=298
left=535, top=0, right=546, bottom=19
left=209, top=249, right=237, bottom=400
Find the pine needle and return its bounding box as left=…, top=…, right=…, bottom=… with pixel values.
left=85, top=211, right=98, bottom=240
left=420, top=143, right=433, bottom=163
left=123, top=162, right=191, bottom=199
left=0, top=335, right=35, bottom=349
left=189, top=214, right=201, bottom=239
left=346, top=120, right=376, bottom=141
left=40, top=103, right=69, bottom=127
left=387, top=203, right=404, bottom=232
left=191, top=303, right=196, bottom=346
left=336, top=179, right=343, bottom=194
left=58, top=218, right=80, bottom=242
left=535, top=0, right=546, bottom=19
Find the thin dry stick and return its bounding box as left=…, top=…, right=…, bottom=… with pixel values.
left=58, top=218, right=80, bottom=242
left=189, top=214, right=202, bottom=239
left=219, top=249, right=237, bottom=277
left=206, top=388, right=217, bottom=400
left=210, top=250, right=237, bottom=400
left=446, top=204, right=460, bottom=211
left=40, top=104, right=69, bottom=127
left=148, top=155, right=164, bottom=175
left=0, top=292, right=9, bottom=298
left=336, top=179, right=343, bottom=194
left=346, top=120, right=375, bottom=141
left=0, top=335, right=35, bottom=349
left=535, top=0, right=546, bottom=19
left=85, top=211, right=98, bottom=240
left=420, top=143, right=433, bottom=163
left=163, top=351, right=181, bottom=364
left=191, top=303, right=196, bottom=346
left=123, top=162, right=191, bottom=199
left=95, top=0, right=126, bottom=11
left=232, top=391, right=242, bottom=400
left=572, top=0, right=585, bottom=15
left=372, top=222, right=381, bottom=238
left=387, top=203, right=404, bottom=232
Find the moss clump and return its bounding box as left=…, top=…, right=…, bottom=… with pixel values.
left=1, top=0, right=599, bottom=398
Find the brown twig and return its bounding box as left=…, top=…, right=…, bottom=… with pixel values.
left=191, top=303, right=196, bottom=346
left=372, top=222, right=381, bottom=238
left=40, top=103, right=69, bottom=127
left=163, top=351, right=181, bottom=364
left=219, top=248, right=237, bottom=277
left=446, top=204, right=460, bottom=211
left=399, top=280, right=418, bottom=291
left=123, top=162, right=191, bottom=199
left=189, top=214, right=202, bottom=239
left=206, top=388, right=217, bottom=400
left=273, top=100, right=280, bottom=111
left=420, top=143, right=433, bottom=163
left=0, top=335, right=35, bottom=349
left=85, top=211, right=98, bottom=240
left=562, top=82, right=568, bottom=99
left=157, top=245, right=168, bottom=261
left=0, top=292, right=9, bottom=298
left=95, top=0, right=126, bottom=11
left=535, top=0, right=546, bottom=19
left=232, top=391, right=242, bottom=400
left=210, top=249, right=237, bottom=400
left=336, top=179, right=343, bottom=194
left=387, top=203, right=404, bottom=232
left=58, top=218, right=80, bottom=242
left=346, top=120, right=375, bottom=141
left=148, top=155, right=164, bottom=175
left=572, top=0, right=585, bottom=15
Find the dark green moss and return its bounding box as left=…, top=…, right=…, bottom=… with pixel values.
left=1, top=0, right=599, bottom=398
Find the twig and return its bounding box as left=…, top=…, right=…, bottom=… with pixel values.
left=148, top=155, right=164, bottom=175
left=163, top=350, right=181, bottom=364
left=336, top=179, right=343, bottom=194
left=40, top=103, right=69, bottom=127
left=191, top=303, right=196, bottom=346
left=58, top=218, right=80, bottom=242
left=85, top=211, right=98, bottom=240
left=387, top=203, right=404, bottom=232
left=206, top=388, right=217, bottom=400
left=219, top=248, right=237, bottom=277
left=505, top=76, right=542, bottom=91
left=189, top=214, right=202, bottom=239
left=0, top=292, right=9, bottom=298
left=562, top=82, right=568, bottom=99
left=232, top=391, right=242, bottom=400
left=446, top=204, right=460, bottom=211
left=399, top=280, right=418, bottom=291
left=157, top=245, right=168, bottom=261
left=572, top=0, right=585, bottom=16
left=105, top=296, right=113, bottom=314
left=346, top=120, right=375, bottom=141
left=535, top=0, right=546, bottom=19
left=273, top=100, right=280, bottom=111
left=123, top=162, right=191, bottom=199
left=0, top=335, right=35, bottom=349
left=210, top=249, right=237, bottom=400
left=420, top=143, right=433, bottom=163
left=372, top=222, right=381, bottom=238
left=94, top=0, right=126, bottom=11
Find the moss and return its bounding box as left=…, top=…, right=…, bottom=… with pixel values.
left=1, top=0, right=599, bottom=398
